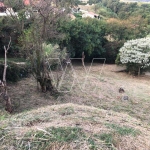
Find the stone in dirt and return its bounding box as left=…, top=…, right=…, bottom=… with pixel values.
left=119, top=87, right=125, bottom=93
left=122, top=96, right=129, bottom=100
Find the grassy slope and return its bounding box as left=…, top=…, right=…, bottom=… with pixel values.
left=0, top=64, right=150, bottom=149
left=1, top=103, right=150, bottom=149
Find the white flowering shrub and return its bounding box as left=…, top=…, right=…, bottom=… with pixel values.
left=116, top=37, right=150, bottom=75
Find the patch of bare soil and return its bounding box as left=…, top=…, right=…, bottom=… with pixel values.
left=5, top=77, right=59, bottom=113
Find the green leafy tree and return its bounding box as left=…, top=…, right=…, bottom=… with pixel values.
left=58, top=18, right=106, bottom=60
left=103, top=41, right=124, bottom=63
left=0, top=0, right=32, bottom=56
left=106, top=16, right=148, bottom=41
left=20, top=0, right=70, bottom=92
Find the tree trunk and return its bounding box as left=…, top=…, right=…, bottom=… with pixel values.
left=82, top=52, right=85, bottom=68
left=3, top=38, right=12, bottom=113
left=138, top=67, right=141, bottom=76
left=38, top=77, right=54, bottom=93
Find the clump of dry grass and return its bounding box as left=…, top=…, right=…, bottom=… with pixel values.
left=45, top=142, right=74, bottom=150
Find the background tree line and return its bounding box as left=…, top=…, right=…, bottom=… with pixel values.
left=0, top=0, right=149, bottom=70
left=0, top=0, right=150, bottom=112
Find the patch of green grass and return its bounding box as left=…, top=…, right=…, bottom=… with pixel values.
left=105, top=123, right=140, bottom=136
left=88, top=138, right=97, bottom=150
left=58, top=107, right=74, bottom=116
left=74, top=13, right=82, bottom=18
left=17, top=127, right=84, bottom=150
left=94, top=133, right=116, bottom=150
left=98, top=133, right=113, bottom=144
left=0, top=115, right=6, bottom=121
left=0, top=128, right=15, bottom=148
left=0, top=110, right=9, bottom=121
left=50, top=127, right=82, bottom=142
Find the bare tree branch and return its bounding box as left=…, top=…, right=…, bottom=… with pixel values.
left=1, top=37, right=12, bottom=113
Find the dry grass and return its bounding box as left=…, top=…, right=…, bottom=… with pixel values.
left=0, top=103, right=150, bottom=149
left=59, top=63, right=150, bottom=125
left=0, top=63, right=150, bottom=149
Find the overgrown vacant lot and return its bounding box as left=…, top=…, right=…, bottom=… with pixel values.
left=0, top=63, right=150, bottom=149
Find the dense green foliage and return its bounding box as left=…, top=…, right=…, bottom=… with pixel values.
left=106, top=16, right=148, bottom=41
left=0, top=0, right=33, bottom=54
left=0, top=60, right=29, bottom=82
left=101, top=0, right=138, bottom=19
left=95, top=3, right=118, bottom=18
left=93, top=0, right=150, bottom=20
left=87, top=0, right=150, bottom=63
left=0, top=0, right=150, bottom=76
left=58, top=18, right=107, bottom=60
left=0, top=17, right=19, bottom=56
left=103, top=41, right=124, bottom=63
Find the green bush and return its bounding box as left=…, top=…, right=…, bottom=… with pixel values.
left=103, top=41, right=124, bottom=63
left=58, top=18, right=106, bottom=58
left=74, top=13, right=82, bottom=19
left=0, top=61, right=30, bottom=82
left=116, top=38, right=150, bottom=75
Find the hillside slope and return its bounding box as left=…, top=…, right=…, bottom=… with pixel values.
left=1, top=103, right=150, bottom=150
left=1, top=64, right=150, bottom=149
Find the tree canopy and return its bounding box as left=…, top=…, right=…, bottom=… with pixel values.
left=58, top=18, right=107, bottom=60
